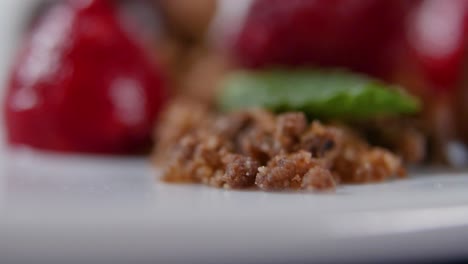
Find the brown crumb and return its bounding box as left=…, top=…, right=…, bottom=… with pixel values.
left=302, top=167, right=336, bottom=191
left=155, top=106, right=411, bottom=192
left=333, top=143, right=405, bottom=184
left=352, top=117, right=427, bottom=164
left=255, top=151, right=333, bottom=191
left=222, top=154, right=259, bottom=189
left=273, top=112, right=308, bottom=153
left=153, top=98, right=213, bottom=165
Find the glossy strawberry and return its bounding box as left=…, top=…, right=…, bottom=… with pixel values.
left=4, top=0, right=168, bottom=154
left=233, top=0, right=412, bottom=78
left=407, top=0, right=468, bottom=92
left=395, top=0, right=468, bottom=153
left=408, top=0, right=468, bottom=145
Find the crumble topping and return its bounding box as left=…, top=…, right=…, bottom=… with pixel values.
left=153, top=100, right=416, bottom=191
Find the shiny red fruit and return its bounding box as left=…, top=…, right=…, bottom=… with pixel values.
left=407, top=0, right=468, bottom=92
left=234, top=0, right=412, bottom=78
left=4, top=0, right=168, bottom=154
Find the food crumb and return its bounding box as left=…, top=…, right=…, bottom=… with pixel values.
left=154, top=105, right=407, bottom=192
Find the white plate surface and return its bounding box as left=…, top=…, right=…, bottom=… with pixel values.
left=1, top=149, right=468, bottom=264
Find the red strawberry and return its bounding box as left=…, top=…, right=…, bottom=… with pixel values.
left=4, top=0, right=168, bottom=154
left=407, top=0, right=468, bottom=93
left=395, top=0, right=468, bottom=153
left=233, top=0, right=413, bottom=78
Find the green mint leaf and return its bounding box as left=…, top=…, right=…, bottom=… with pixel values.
left=218, top=69, right=421, bottom=119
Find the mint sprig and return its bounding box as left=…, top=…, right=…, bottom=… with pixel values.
left=218, top=69, right=420, bottom=119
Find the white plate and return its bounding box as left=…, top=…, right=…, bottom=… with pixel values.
left=2, top=149, right=468, bottom=264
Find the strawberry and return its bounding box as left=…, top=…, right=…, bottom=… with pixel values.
left=4, top=0, right=168, bottom=154
left=407, top=0, right=468, bottom=92
left=233, top=0, right=413, bottom=78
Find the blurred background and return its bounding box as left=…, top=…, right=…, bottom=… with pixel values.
left=0, top=0, right=252, bottom=92
left=0, top=1, right=33, bottom=102
left=1, top=0, right=468, bottom=160
left=0, top=0, right=257, bottom=155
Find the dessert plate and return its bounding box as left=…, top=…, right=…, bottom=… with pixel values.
left=2, top=149, right=468, bottom=264
left=1, top=2, right=467, bottom=263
